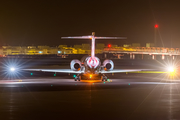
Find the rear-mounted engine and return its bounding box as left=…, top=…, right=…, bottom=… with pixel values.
left=70, top=59, right=81, bottom=71
left=103, top=59, right=114, bottom=71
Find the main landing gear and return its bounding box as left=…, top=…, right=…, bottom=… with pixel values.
left=101, top=75, right=107, bottom=81
left=75, top=75, right=81, bottom=81
left=74, top=74, right=108, bottom=81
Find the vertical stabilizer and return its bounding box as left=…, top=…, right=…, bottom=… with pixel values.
left=91, top=32, right=95, bottom=59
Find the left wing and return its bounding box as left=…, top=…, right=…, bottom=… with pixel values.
left=23, top=69, right=82, bottom=74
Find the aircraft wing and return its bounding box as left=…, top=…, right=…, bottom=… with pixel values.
left=100, top=69, right=148, bottom=74
left=23, top=69, right=82, bottom=74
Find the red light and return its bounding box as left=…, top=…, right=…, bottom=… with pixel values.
left=108, top=44, right=111, bottom=48
left=155, top=24, right=158, bottom=28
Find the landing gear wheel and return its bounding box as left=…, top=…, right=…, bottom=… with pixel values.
left=75, top=76, right=81, bottom=81
left=102, top=75, right=107, bottom=81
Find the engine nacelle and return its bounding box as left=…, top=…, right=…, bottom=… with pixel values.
left=70, top=59, right=81, bottom=71
left=103, top=59, right=114, bottom=71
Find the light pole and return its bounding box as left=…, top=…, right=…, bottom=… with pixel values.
left=154, top=24, right=158, bottom=47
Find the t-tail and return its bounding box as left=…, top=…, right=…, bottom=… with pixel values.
left=61, top=32, right=127, bottom=58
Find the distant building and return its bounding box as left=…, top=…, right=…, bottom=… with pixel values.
left=132, top=43, right=141, bottom=47
left=0, top=42, right=166, bottom=56
left=58, top=45, right=67, bottom=49
left=96, top=44, right=105, bottom=49
left=74, top=45, right=82, bottom=49
left=123, top=44, right=131, bottom=47
left=82, top=44, right=90, bottom=50
left=27, top=46, right=36, bottom=49
left=146, top=43, right=155, bottom=47
left=38, top=46, right=50, bottom=49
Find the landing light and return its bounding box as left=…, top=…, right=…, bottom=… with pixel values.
left=10, top=67, right=15, bottom=72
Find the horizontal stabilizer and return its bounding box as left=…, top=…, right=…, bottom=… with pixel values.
left=61, top=36, right=91, bottom=39
left=61, top=36, right=127, bottom=39
left=95, top=37, right=127, bottom=39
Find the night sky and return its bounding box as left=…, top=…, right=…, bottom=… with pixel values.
left=0, top=0, right=180, bottom=47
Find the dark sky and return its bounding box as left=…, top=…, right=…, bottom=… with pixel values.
left=0, top=0, right=180, bottom=47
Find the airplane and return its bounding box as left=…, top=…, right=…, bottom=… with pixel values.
left=9, top=32, right=152, bottom=81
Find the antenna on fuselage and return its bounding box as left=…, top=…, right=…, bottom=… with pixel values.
left=92, top=32, right=95, bottom=36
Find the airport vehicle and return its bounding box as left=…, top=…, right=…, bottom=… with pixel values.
left=9, top=32, right=151, bottom=81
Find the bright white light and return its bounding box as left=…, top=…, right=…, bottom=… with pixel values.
left=167, top=67, right=175, bottom=72
left=58, top=51, right=61, bottom=53
left=39, top=51, right=42, bottom=53
left=10, top=67, right=15, bottom=72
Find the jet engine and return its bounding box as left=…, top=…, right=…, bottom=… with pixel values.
left=103, top=59, right=114, bottom=71
left=70, top=59, right=81, bottom=71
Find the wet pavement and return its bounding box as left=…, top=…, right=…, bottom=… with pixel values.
left=0, top=73, right=180, bottom=120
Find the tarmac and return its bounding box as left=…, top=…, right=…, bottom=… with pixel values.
left=0, top=73, right=179, bottom=120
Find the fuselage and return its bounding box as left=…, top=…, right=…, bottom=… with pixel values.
left=85, top=56, right=101, bottom=74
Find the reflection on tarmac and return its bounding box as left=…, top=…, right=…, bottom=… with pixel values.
left=0, top=78, right=178, bottom=85
left=0, top=75, right=180, bottom=120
